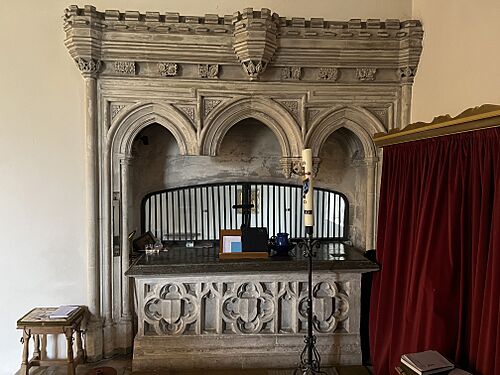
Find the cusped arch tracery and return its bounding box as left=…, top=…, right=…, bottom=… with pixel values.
left=306, top=106, right=383, bottom=159
left=201, top=97, right=303, bottom=157
left=108, top=101, right=199, bottom=157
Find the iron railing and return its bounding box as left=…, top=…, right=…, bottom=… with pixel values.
left=141, top=182, right=348, bottom=241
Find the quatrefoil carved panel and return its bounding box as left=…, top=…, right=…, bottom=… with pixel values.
left=144, top=283, right=198, bottom=335
left=299, top=281, right=349, bottom=333
left=222, top=282, right=275, bottom=334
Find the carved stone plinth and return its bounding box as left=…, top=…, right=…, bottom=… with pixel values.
left=130, top=269, right=365, bottom=371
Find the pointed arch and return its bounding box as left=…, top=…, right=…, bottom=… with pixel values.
left=201, top=97, right=303, bottom=157
left=306, top=106, right=384, bottom=158
left=109, top=102, right=198, bottom=157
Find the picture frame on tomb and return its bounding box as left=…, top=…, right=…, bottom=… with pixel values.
left=132, top=231, right=157, bottom=251
left=219, top=229, right=268, bottom=259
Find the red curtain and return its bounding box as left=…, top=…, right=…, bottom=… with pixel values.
left=369, top=127, right=500, bottom=375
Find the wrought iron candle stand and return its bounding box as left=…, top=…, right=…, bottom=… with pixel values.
left=294, top=228, right=327, bottom=375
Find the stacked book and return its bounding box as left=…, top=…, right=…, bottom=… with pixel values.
left=49, top=305, right=80, bottom=319
left=396, top=350, right=455, bottom=375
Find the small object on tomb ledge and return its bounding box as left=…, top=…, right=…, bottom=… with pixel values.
left=269, top=242, right=296, bottom=257
left=86, top=367, right=117, bottom=375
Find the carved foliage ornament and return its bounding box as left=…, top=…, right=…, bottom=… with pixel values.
left=317, top=67, right=338, bottom=81
left=203, top=98, right=222, bottom=118
left=400, top=66, right=417, bottom=82
left=241, top=60, right=265, bottom=80
left=75, top=58, right=101, bottom=75
left=278, top=100, right=300, bottom=121
left=114, top=61, right=136, bottom=75
left=198, top=64, right=219, bottom=79
left=281, top=66, right=302, bottom=80
left=159, top=62, right=178, bottom=76
left=110, top=104, right=126, bottom=120
left=356, top=67, right=377, bottom=81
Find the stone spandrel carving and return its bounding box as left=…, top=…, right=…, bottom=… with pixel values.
left=317, top=67, right=338, bottom=81
left=110, top=104, right=126, bottom=120
left=203, top=98, right=222, bottom=118
left=356, top=67, right=377, bottom=81
left=114, top=61, right=136, bottom=75
left=198, top=64, right=219, bottom=79
left=175, top=105, right=196, bottom=124
left=278, top=100, right=300, bottom=121
left=75, top=58, right=101, bottom=76
left=158, top=62, right=178, bottom=77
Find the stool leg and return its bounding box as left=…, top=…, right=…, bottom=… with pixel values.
left=65, top=328, right=75, bottom=375
left=20, top=329, right=31, bottom=375
left=33, top=334, right=41, bottom=359
left=75, top=326, right=84, bottom=361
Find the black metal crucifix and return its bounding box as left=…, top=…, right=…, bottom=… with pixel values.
left=232, top=183, right=254, bottom=229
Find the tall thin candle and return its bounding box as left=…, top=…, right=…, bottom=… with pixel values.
left=302, top=148, right=314, bottom=233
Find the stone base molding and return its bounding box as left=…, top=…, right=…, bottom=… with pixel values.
left=132, top=272, right=362, bottom=371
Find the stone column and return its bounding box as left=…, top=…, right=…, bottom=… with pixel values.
left=400, top=66, right=417, bottom=128
left=76, top=57, right=103, bottom=359
left=102, top=150, right=113, bottom=355
left=120, top=156, right=133, bottom=347
left=365, top=156, right=379, bottom=250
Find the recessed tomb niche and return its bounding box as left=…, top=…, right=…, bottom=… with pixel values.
left=316, top=128, right=368, bottom=249
left=216, top=118, right=282, bottom=180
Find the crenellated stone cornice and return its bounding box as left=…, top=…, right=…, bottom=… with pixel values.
left=64, top=5, right=423, bottom=82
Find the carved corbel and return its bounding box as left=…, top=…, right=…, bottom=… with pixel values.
left=232, top=8, right=279, bottom=80
left=75, top=58, right=102, bottom=78
left=280, top=157, right=321, bottom=179
left=399, top=66, right=417, bottom=83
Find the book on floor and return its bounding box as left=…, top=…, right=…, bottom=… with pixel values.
left=49, top=305, right=79, bottom=319
left=401, top=350, right=454, bottom=375
left=400, top=362, right=453, bottom=375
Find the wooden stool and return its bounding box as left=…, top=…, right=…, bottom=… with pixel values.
left=17, top=306, right=86, bottom=375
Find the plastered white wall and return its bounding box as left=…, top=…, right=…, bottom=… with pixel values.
left=0, top=1, right=411, bottom=373
left=412, top=0, right=500, bottom=122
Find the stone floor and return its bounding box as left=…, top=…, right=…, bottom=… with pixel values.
left=16, top=354, right=373, bottom=375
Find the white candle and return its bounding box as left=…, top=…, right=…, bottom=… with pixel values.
left=302, top=148, right=314, bottom=229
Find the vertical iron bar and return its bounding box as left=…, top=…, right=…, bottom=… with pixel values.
left=260, top=184, right=263, bottom=228
left=148, top=198, right=152, bottom=235
left=288, top=185, right=292, bottom=235
left=229, top=184, right=233, bottom=229
left=266, top=185, right=270, bottom=235
left=188, top=188, right=193, bottom=240
left=211, top=185, right=216, bottom=239
left=333, top=194, right=338, bottom=238
left=194, top=188, right=198, bottom=241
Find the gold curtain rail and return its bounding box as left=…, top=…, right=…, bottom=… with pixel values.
left=373, top=104, right=500, bottom=147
